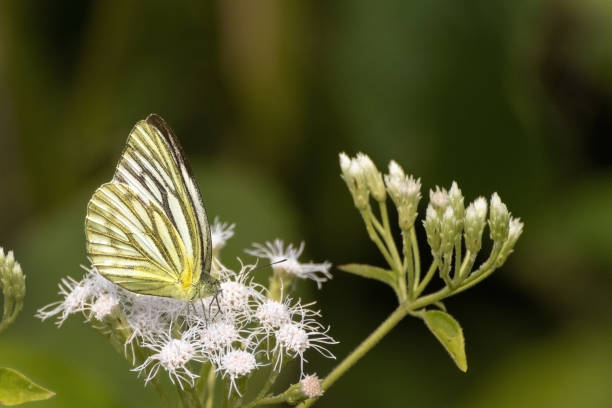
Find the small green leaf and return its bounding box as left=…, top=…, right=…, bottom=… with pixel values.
left=422, top=310, right=468, bottom=372
left=338, top=264, right=397, bottom=289
left=0, top=367, right=55, bottom=406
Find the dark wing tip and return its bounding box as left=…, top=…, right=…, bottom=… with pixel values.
left=146, top=113, right=169, bottom=130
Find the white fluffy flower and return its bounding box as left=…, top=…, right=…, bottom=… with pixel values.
left=256, top=299, right=291, bottom=330
left=211, top=218, right=235, bottom=252
left=38, top=220, right=338, bottom=397
left=219, top=350, right=260, bottom=396
left=273, top=315, right=337, bottom=374
left=134, top=331, right=201, bottom=389
left=246, top=240, right=332, bottom=288
left=36, top=276, right=92, bottom=325
left=88, top=293, right=119, bottom=320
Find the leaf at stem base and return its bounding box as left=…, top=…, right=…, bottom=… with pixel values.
left=422, top=310, right=468, bottom=372
left=0, top=367, right=55, bottom=406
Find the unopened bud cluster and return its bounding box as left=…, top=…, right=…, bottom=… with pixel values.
left=0, top=247, right=26, bottom=332
left=0, top=248, right=25, bottom=302
left=339, top=152, right=523, bottom=289
left=423, top=186, right=522, bottom=272
left=340, top=153, right=422, bottom=231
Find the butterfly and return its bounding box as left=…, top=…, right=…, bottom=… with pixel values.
left=85, top=114, right=219, bottom=301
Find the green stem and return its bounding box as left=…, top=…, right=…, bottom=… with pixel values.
left=410, top=228, right=421, bottom=286
left=197, top=363, right=212, bottom=404
left=298, top=304, right=411, bottom=408
left=457, top=251, right=474, bottom=281
left=244, top=350, right=284, bottom=408
left=268, top=270, right=292, bottom=301
left=251, top=393, right=288, bottom=406
left=205, top=368, right=216, bottom=408
left=0, top=296, right=15, bottom=333
left=178, top=384, right=203, bottom=408
left=153, top=380, right=173, bottom=408
left=414, top=260, right=438, bottom=297
left=377, top=202, right=403, bottom=271
left=249, top=368, right=280, bottom=407
left=453, top=240, right=462, bottom=281
left=360, top=211, right=395, bottom=268
left=402, top=231, right=414, bottom=299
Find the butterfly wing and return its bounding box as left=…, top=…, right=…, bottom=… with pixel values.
left=85, top=115, right=212, bottom=299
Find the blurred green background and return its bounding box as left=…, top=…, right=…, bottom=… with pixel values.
left=2, top=0, right=612, bottom=407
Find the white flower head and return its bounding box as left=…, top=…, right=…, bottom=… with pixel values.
left=256, top=299, right=291, bottom=331
left=134, top=330, right=202, bottom=389
left=246, top=240, right=332, bottom=289
left=215, top=260, right=265, bottom=318
left=273, top=312, right=337, bottom=375
left=193, top=319, right=240, bottom=357
left=219, top=349, right=261, bottom=396
left=429, top=186, right=450, bottom=212
left=88, top=292, right=119, bottom=321
left=36, top=275, right=93, bottom=325
left=211, top=217, right=235, bottom=252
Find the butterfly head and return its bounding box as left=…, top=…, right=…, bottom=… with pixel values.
left=193, top=275, right=221, bottom=300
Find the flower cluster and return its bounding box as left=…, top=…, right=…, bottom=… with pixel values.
left=37, top=219, right=336, bottom=395
left=339, top=152, right=523, bottom=292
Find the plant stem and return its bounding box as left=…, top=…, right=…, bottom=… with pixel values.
left=453, top=240, right=462, bottom=281
left=252, top=393, right=288, bottom=406
left=414, top=260, right=438, bottom=297
left=177, top=384, right=203, bottom=408
left=360, top=211, right=395, bottom=268
left=152, top=379, right=173, bottom=408
left=402, top=231, right=414, bottom=299
left=410, top=228, right=421, bottom=285
left=377, top=202, right=403, bottom=271
left=298, top=304, right=410, bottom=408
left=205, top=367, right=216, bottom=408
left=243, top=367, right=281, bottom=408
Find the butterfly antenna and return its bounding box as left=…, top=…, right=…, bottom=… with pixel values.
left=248, top=259, right=287, bottom=273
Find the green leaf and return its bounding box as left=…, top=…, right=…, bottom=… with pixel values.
left=0, top=367, right=55, bottom=406
left=422, top=310, right=468, bottom=372
left=338, top=263, right=397, bottom=289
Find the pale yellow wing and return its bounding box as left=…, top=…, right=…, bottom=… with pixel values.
left=86, top=182, right=195, bottom=298
left=85, top=115, right=212, bottom=299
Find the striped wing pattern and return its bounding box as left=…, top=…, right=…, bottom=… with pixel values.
left=85, top=115, right=211, bottom=299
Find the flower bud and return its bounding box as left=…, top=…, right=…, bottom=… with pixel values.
left=0, top=248, right=26, bottom=302
left=448, top=181, right=465, bottom=229
left=464, top=197, right=487, bottom=253
left=339, top=152, right=370, bottom=210
left=496, top=217, right=524, bottom=265
left=488, top=193, right=510, bottom=243
left=429, top=186, right=450, bottom=214
left=384, top=160, right=421, bottom=230
left=423, top=204, right=442, bottom=259
left=356, top=153, right=386, bottom=202
left=286, top=374, right=324, bottom=404
left=440, top=207, right=460, bottom=258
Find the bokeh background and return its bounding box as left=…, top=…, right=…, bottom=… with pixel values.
left=2, top=0, right=612, bottom=407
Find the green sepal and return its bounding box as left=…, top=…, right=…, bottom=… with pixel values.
left=0, top=367, right=55, bottom=406
left=422, top=310, right=467, bottom=372
left=338, top=264, right=397, bottom=290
